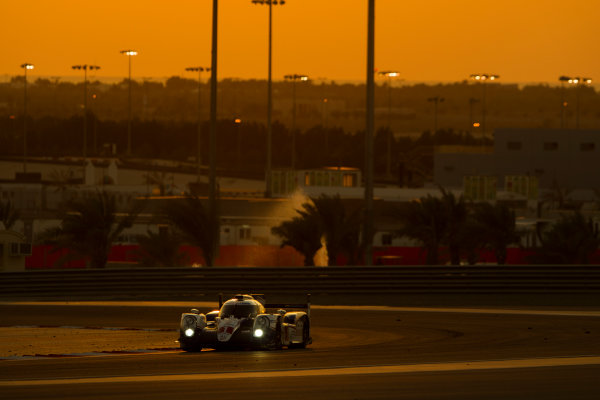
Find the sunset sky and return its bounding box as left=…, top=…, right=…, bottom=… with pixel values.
left=2, top=0, right=598, bottom=85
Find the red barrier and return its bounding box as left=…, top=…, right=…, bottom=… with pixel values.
left=25, top=244, right=600, bottom=269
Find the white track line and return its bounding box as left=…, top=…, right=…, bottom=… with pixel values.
left=315, top=306, right=600, bottom=317
left=2, top=356, right=600, bottom=386
left=0, top=349, right=181, bottom=361
left=2, top=301, right=600, bottom=317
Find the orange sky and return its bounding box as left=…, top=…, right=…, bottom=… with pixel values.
left=2, top=0, right=599, bottom=85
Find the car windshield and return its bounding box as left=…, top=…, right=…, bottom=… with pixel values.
left=219, top=303, right=259, bottom=319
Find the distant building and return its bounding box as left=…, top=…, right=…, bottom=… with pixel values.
left=0, top=228, right=31, bottom=271
left=435, top=128, right=600, bottom=197
left=270, top=167, right=361, bottom=198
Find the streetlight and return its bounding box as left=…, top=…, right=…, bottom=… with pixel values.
left=120, top=49, right=137, bottom=156
left=562, top=76, right=593, bottom=129
left=20, top=63, right=34, bottom=173
left=91, top=93, right=99, bottom=155
left=470, top=73, right=499, bottom=138
left=185, top=66, right=211, bottom=181
left=72, top=64, right=100, bottom=169
left=427, top=96, right=444, bottom=146
left=558, top=76, right=570, bottom=129
left=377, top=71, right=399, bottom=177
left=235, top=118, right=242, bottom=167
left=251, top=0, right=286, bottom=197
left=284, top=73, right=308, bottom=169
left=468, top=97, right=480, bottom=137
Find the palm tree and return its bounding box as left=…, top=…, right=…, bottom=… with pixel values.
left=471, top=202, right=520, bottom=264
left=271, top=194, right=363, bottom=266
left=541, top=179, right=579, bottom=211
left=440, top=189, right=468, bottom=265
left=135, top=230, right=188, bottom=268
left=302, top=194, right=363, bottom=266
left=143, top=170, right=174, bottom=196
left=48, top=168, right=79, bottom=194
left=394, top=194, right=447, bottom=265
left=162, top=196, right=219, bottom=267
left=271, top=215, right=322, bottom=266
left=533, top=212, right=599, bottom=264
left=454, top=217, right=488, bottom=265
left=0, top=200, right=20, bottom=230
left=340, top=208, right=364, bottom=265
left=41, top=190, right=144, bottom=268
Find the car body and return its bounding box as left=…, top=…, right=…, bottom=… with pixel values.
left=178, top=294, right=312, bottom=351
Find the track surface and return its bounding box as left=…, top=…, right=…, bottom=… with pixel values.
left=1, top=303, right=600, bottom=399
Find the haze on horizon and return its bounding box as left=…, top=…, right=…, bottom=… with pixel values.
left=2, top=0, right=598, bottom=85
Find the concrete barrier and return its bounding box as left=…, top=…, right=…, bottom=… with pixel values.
left=2, top=266, right=600, bottom=300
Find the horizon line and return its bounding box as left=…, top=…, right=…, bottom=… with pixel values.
left=1, top=74, right=594, bottom=89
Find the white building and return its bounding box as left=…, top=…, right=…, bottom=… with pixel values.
left=435, top=128, right=600, bottom=199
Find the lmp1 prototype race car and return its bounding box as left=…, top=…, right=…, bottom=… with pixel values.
left=178, top=294, right=312, bottom=351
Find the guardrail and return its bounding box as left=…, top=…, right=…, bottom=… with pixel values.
left=1, top=266, right=600, bottom=300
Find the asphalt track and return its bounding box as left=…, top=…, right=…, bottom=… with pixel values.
left=1, top=302, right=600, bottom=399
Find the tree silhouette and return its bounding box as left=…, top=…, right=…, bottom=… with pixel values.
left=41, top=190, right=144, bottom=268
left=134, top=230, right=188, bottom=268
left=271, top=215, right=322, bottom=266
left=470, top=202, right=520, bottom=264
left=440, top=188, right=468, bottom=265
left=302, top=195, right=363, bottom=266
left=533, top=212, right=599, bottom=264
left=143, top=171, right=174, bottom=196
left=394, top=194, right=447, bottom=265
left=0, top=200, right=20, bottom=230
left=271, top=194, right=362, bottom=266
left=162, top=196, right=219, bottom=267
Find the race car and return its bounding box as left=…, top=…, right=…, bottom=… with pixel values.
left=178, top=294, right=312, bottom=351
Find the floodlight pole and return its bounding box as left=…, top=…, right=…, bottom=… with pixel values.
left=20, top=63, right=34, bottom=173
left=558, top=76, right=569, bottom=129
left=186, top=66, right=210, bottom=181
left=208, top=0, right=219, bottom=266
left=73, top=65, right=100, bottom=173
left=561, top=76, right=593, bottom=129
left=120, top=50, right=137, bottom=156
left=267, top=1, right=273, bottom=197
left=252, top=0, right=286, bottom=197
left=470, top=74, right=499, bottom=138
left=284, top=74, right=308, bottom=169
left=364, top=0, right=375, bottom=266
left=427, top=96, right=444, bottom=137
left=377, top=71, right=399, bottom=178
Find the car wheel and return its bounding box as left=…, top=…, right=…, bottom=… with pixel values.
left=180, top=342, right=201, bottom=352
left=267, top=317, right=283, bottom=350
left=289, top=316, right=309, bottom=349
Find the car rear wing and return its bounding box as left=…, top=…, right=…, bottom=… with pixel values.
left=218, top=293, right=311, bottom=318
left=266, top=295, right=311, bottom=319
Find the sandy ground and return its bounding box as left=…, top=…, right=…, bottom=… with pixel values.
left=0, top=327, right=178, bottom=357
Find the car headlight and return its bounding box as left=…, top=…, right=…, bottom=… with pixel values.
left=182, top=315, right=197, bottom=331
left=255, top=316, right=270, bottom=330
left=185, top=328, right=195, bottom=337
left=253, top=316, right=270, bottom=338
